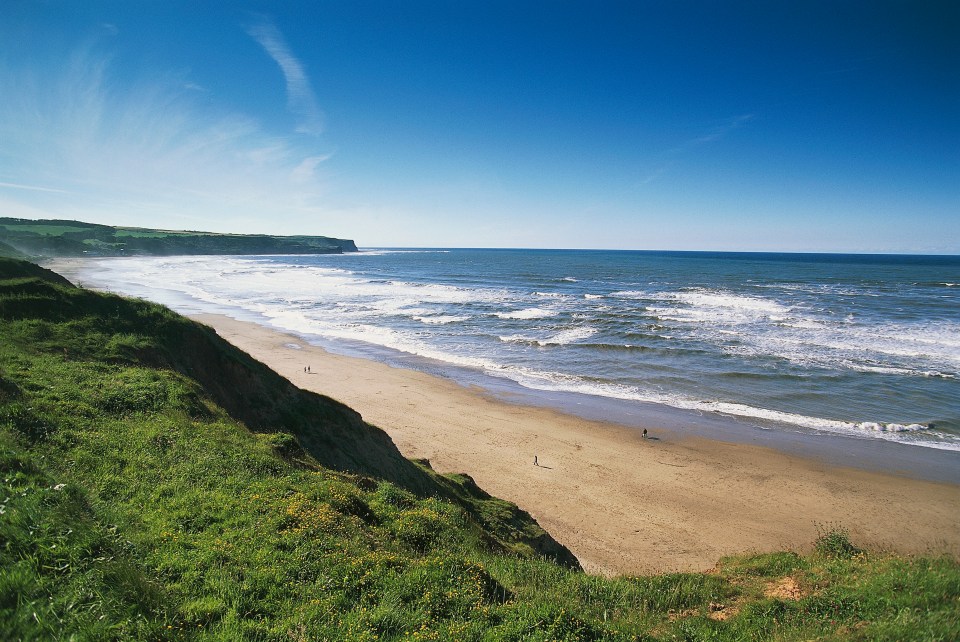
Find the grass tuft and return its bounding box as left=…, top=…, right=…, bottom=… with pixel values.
left=814, top=522, right=864, bottom=560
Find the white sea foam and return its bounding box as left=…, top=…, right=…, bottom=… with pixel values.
left=310, top=324, right=501, bottom=375
left=341, top=279, right=503, bottom=306
left=74, top=254, right=960, bottom=453
left=611, top=290, right=649, bottom=299
left=636, top=284, right=960, bottom=376
left=498, top=334, right=538, bottom=344
left=495, top=307, right=558, bottom=320
left=497, top=328, right=598, bottom=347
left=540, top=327, right=597, bottom=346
left=856, top=422, right=927, bottom=433
left=90, top=259, right=959, bottom=381
left=493, top=368, right=960, bottom=451
left=657, top=289, right=792, bottom=325
left=923, top=371, right=957, bottom=379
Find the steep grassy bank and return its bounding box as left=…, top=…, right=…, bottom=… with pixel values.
left=2, top=257, right=958, bottom=640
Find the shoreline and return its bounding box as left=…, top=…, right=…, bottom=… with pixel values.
left=194, top=312, right=960, bottom=576
left=48, top=257, right=960, bottom=483
left=43, top=257, right=960, bottom=575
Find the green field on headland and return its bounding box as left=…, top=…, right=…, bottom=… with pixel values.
left=0, top=217, right=358, bottom=257
left=1, top=256, right=958, bottom=641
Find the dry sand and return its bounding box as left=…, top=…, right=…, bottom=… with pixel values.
left=192, top=313, right=960, bottom=576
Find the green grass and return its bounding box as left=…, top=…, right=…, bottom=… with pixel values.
left=113, top=228, right=218, bottom=238
left=0, top=224, right=93, bottom=236
left=813, top=523, right=865, bottom=561
left=1, top=256, right=959, bottom=641
left=0, top=216, right=356, bottom=257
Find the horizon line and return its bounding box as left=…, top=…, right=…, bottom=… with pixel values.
left=3, top=216, right=957, bottom=257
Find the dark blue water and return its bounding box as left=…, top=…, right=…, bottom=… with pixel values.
left=81, top=249, right=960, bottom=451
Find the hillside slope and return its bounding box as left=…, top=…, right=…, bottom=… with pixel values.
left=0, top=217, right=358, bottom=257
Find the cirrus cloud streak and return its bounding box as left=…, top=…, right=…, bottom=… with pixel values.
left=0, top=34, right=331, bottom=233
left=246, top=15, right=324, bottom=136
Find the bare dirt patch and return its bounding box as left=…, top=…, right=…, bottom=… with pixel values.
left=765, top=576, right=805, bottom=600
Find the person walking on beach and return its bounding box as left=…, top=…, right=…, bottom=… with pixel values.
left=534, top=455, right=538, bottom=466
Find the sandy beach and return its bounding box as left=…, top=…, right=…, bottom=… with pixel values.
left=190, top=312, right=960, bottom=576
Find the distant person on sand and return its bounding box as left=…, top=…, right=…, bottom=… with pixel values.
left=642, top=429, right=648, bottom=439
left=534, top=455, right=538, bottom=466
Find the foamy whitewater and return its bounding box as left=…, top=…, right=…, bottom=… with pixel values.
left=76, top=249, right=960, bottom=451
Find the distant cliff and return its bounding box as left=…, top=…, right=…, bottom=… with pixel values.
left=0, top=217, right=358, bottom=257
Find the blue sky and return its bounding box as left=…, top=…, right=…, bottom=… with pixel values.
left=1, top=1, right=957, bottom=252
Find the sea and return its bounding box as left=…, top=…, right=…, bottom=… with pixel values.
left=72, top=249, right=960, bottom=462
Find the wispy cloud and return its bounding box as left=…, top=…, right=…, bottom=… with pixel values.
left=291, top=154, right=333, bottom=183
left=638, top=162, right=673, bottom=186
left=0, top=181, right=71, bottom=194
left=246, top=15, right=324, bottom=136
left=677, top=113, right=754, bottom=151
left=639, top=113, right=754, bottom=185
left=0, top=41, right=332, bottom=232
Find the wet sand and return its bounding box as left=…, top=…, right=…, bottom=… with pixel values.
left=191, top=313, right=960, bottom=576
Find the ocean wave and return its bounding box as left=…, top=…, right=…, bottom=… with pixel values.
left=772, top=318, right=825, bottom=330
left=923, top=371, right=957, bottom=379
left=640, top=285, right=960, bottom=374
left=413, top=315, right=470, bottom=325
left=541, top=327, right=597, bottom=346
left=95, top=258, right=958, bottom=379
left=264, top=316, right=506, bottom=376
left=249, top=313, right=956, bottom=453
left=579, top=343, right=652, bottom=353
left=495, top=307, right=558, bottom=320
left=657, top=289, right=793, bottom=324
left=850, top=364, right=957, bottom=379
left=909, top=281, right=959, bottom=288
left=75, top=253, right=960, bottom=455
left=856, top=422, right=927, bottom=432
left=498, top=327, right=598, bottom=347
left=314, top=322, right=960, bottom=451
left=610, top=290, right=650, bottom=299
left=494, top=368, right=960, bottom=451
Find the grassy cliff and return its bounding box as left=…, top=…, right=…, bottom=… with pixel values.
left=0, top=218, right=358, bottom=257
left=1, top=257, right=958, bottom=641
